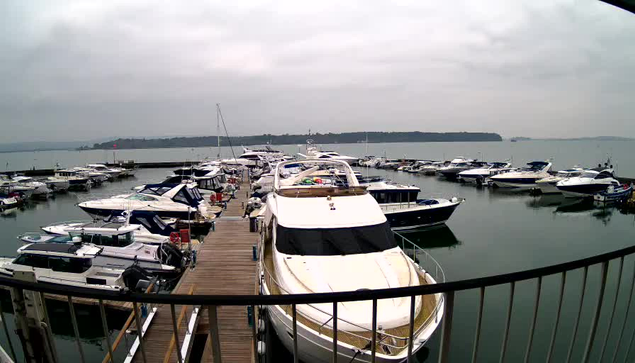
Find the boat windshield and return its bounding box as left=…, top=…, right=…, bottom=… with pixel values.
left=127, top=194, right=157, bottom=201
left=580, top=171, right=599, bottom=178
left=276, top=222, right=397, bottom=256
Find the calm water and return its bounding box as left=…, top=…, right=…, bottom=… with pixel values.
left=0, top=148, right=634, bottom=361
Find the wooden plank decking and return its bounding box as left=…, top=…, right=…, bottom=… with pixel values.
left=131, top=180, right=258, bottom=363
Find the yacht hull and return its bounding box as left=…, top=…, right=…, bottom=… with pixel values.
left=557, top=184, right=610, bottom=198
left=265, top=288, right=442, bottom=363
left=490, top=179, right=539, bottom=189
left=536, top=181, right=560, bottom=194
left=79, top=206, right=194, bottom=220
left=383, top=200, right=462, bottom=231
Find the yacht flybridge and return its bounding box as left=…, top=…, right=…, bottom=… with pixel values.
left=259, top=160, right=444, bottom=362
left=78, top=183, right=217, bottom=221
left=489, top=161, right=552, bottom=189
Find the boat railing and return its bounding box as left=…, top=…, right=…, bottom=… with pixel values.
left=258, top=231, right=447, bottom=352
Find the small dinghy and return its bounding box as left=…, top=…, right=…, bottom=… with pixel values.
left=594, top=184, right=633, bottom=203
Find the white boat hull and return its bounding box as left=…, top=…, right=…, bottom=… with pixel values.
left=265, top=285, right=443, bottom=363
left=491, top=180, right=537, bottom=189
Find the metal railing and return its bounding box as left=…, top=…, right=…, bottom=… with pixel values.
left=259, top=232, right=445, bottom=354
left=1, top=242, right=635, bottom=362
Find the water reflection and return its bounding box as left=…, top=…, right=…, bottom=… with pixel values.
left=525, top=194, right=564, bottom=209
left=398, top=225, right=461, bottom=250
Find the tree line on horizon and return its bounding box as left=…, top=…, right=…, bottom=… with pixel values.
left=88, top=131, right=502, bottom=150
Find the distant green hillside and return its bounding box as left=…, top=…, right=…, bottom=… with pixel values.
left=89, top=132, right=502, bottom=150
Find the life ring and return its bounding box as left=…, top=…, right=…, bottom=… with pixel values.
left=210, top=193, right=217, bottom=203
left=169, top=232, right=180, bottom=243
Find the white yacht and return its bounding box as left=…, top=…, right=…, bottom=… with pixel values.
left=298, top=140, right=359, bottom=165
left=11, top=176, right=51, bottom=199
left=44, top=177, right=70, bottom=193
left=458, top=162, right=513, bottom=183
left=0, top=175, right=35, bottom=198
left=556, top=169, right=621, bottom=198
left=41, top=211, right=176, bottom=245
left=536, top=168, right=584, bottom=194
left=489, top=161, right=552, bottom=189
left=74, top=166, right=110, bottom=185
left=364, top=180, right=463, bottom=231
left=78, top=183, right=217, bottom=221
left=86, top=163, right=124, bottom=179
left=0, top=244, right=152, bottom=291
left=436, top=158, right=476, bottom=179
left=54, top=169, right=92, bottom=191
left=19, top=224, right=184, bottom=275
left=418, top=161, right=445, bottom=176
left=0, top=196, right=19, bottom=210
left=260, top=160, right=444, bottom=362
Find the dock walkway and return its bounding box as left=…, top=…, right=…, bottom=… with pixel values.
left=132, top=184, right=258, bottom=363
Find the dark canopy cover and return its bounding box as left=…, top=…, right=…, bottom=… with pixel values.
left=276, top=222, right=397, bottom=256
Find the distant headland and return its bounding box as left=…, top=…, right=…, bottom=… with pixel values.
left=87, top=132, right=503, bottom=150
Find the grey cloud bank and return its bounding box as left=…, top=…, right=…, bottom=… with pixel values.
left=1, top=0, right=634, bottom=143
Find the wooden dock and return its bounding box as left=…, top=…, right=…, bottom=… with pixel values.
left=132, top=182, right=258, bottom=363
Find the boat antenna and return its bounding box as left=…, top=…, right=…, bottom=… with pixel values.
left=216, top=104, right=221, bottom=159
left=217, top=104, right=238, bottom=164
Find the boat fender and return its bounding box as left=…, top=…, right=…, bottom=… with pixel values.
left=257, top=341, right=266, bottom=355
left=257, top=319, right=266, bottom=333
left=169, top=232, right=180, bottom=243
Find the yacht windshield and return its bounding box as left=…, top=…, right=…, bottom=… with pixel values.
left=275, top=222, right=397, bottom=256
left=580, top=171, right=598, bottom=178
left=127, top=194, right=157, bottom=201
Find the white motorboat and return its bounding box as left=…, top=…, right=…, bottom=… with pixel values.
left=297, top=140, right=359, bottom=165
left=260, top=159, right=444, bottom=362
left=536, top=168, right=584, bottom=194
left=19, top=224, right=184, bottom=274
left=74, top=167, right=110, bottom=185
left=0, top=175, right=35, bottom=198
left=42, top=211, right=177, bottom=245
left=364, top=180, right=464, bottom=231
left=436, top=158, right=477, bottom=179
left=11, top=176, right=51, bottom=199
left=458, top=162, right=513, bottom=183
left=0, top=196, right=19, bottom=210
left=489, top=161, right=552, bottom=189
left=86, top=163, right=124, bottom=179
left=556, top=169, right=621, bottom=198
left=0, top=243, right=152, bottom=291
left=44, top=177, right=70, bottom=193
left=54, top=169, right=92, bottom=191
left=78, top=183, right=218, bottom=221
left=418, top=161, right=445, bottom=176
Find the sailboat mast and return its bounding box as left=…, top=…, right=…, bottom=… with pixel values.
left=216, top=103, right=221, bottom=159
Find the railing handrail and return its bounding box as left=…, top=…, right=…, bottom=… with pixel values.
left=1, top=243, right=634, bottom=306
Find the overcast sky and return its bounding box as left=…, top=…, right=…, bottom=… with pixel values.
left=1, top=0, right=634, bottom=143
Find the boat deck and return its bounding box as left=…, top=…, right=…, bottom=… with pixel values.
left=262, top=238, right=439, bottom=356
left=131, top=181, right=258, bottom=363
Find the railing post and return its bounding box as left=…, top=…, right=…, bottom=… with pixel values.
left=547, top=271, right=567, bottom=363
left=612, top=261, right=635, bottom=363
left=371, top=298, right=378, bottom=363
left=438, top=291, right=455, bottom=363
left=0, top=293, right=17, bottom=362
left=523, top=277, right=542, bottom=363
left=67, top=296, right=86, bottom=363
left=292, top=304, right=298, bottom=363
left=407, top=295, right=416, bottom=363
left=171, top=304, right=183, bottom=363
left=600, top=257, right=624, bottom=362
left=208, top=305, right=222, bottom=363
left=332, top=302, right=338, bottom=363
left=471, top=287, right=485, bottom=363
left=581, top=261, right=609, bottom=363
left=99, top=299, right=115, bottom=363
left=566, top=266, right=589, bottom=363
left=133, top=302, right=148, bottom=363
left=499, top=282, right=515, bottom=363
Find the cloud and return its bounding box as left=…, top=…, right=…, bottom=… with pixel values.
left=0, top=0, right=634, bottom=142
